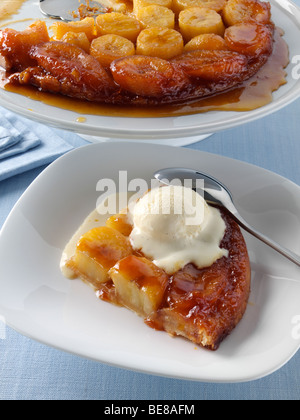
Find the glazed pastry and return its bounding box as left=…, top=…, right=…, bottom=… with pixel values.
left=0, top=0, right=275, bottom=106
left=62, top=186, right=251, bottom=350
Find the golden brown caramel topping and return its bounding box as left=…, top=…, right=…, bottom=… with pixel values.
left=109, top=255, right=169, bottom=316
left=1, top=26, right=287, bottom=117
left=77, top=226, right=132, bottom=269
left=106, top=213, right=133, bottom=237
left=112, top=255, right=169, bottom=290
left=224, top=22, right=273, bottom=56
left=0, top=0, right=286, bottom=108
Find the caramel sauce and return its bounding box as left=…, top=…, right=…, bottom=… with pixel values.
left=114, top=255, right=168, bottom=290
left=75, top=116, right=87, bottom=123
left=0, top=0, right=27, bottom=23
left=1, top=28, right=288, bottom=118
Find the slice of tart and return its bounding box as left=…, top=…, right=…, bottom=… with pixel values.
left=62, top=185, right=251, bottom=350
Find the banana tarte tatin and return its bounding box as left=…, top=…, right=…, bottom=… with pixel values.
left=61, top=187, right=251, bottom=350
left=0, top=0, right=283, bottom=106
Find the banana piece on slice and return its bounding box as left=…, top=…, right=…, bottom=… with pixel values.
left=224, top=22, right=273, bottom=57
left=90, top=34, right=135, bottom=67
left=136, top=5, right=175, bottom=29
left=179, top=7, right=225, bottom=42
left=96, top=12, right=141, bottom=42
left=133, top=0, right=173, bottom=14
left=109, top=255, right=169, bottom=317
left=93, top=0, right=127, bottom=13
left=106, top=212, right=133, bottom=237
left=172, top=49, right=248, bottom=81
left=67, top=226, right=132, bottom=289
left=111, top=55, right=189, bottom=97
left=173, top=0, right=226, bottom=14
left=222, top=0, right=271, bottom=27
left=136, top=27, right=184, bottom=59
left=60, top=32, right=90, bottom=53
left=184, top=33, right=227, bottom=52
left=51, top=17, right=95, bottom=42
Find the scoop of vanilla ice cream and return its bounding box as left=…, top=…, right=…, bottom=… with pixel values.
left=129, top=186, right=228, bottom=274
left=131, top=185, right=210, bottom=241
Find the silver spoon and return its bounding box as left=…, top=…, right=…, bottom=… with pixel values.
left=154, top=167, right=300, bottom=268
left=39, top=0, right=103, bottom=21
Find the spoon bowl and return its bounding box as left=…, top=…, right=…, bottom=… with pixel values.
left=39, top=0, right=103, bottom=21
left=154, top=167, right=300, bottom=268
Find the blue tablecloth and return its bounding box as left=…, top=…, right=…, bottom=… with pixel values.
left=1, top=102, right=299, bottom=400
left=1, top=25, right=300, bottom=403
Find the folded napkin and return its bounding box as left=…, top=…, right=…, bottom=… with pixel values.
left=0, top=128, right=21, bottom=153
left=0, top=107, right=73, bottom=182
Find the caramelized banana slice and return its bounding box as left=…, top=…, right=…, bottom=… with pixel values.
left=0, top=20, right=49, bottom=71
left=179, top=7, right=225, bottom=42
left=51, top=17, right=95, bottom=42
left=173, top=0, right=226, bottom=14
left=111, top=55, right=189, bottom=97
left=224, top=22, right=273, bottom=57
left=136, top=5, right=175, bottom=29
left=136, top=27, right=183, bottom=59
left=60, top=32, right=90, bottom=53
left=133, top=0, right=173, bottom=13
left=106, top=212, right=133, bottom=236
left=29, top=41, right=116, bottom=99
left=223, top=0, right=271, bottom=27
left=172, top=49, right=248, bottom=81
left=184, top=33, right=227, bottom=52
left=96, top=12, right=141, bottom=42
left=90, top=34, right=135, bottom=68
left=109, top=255, right=169, bottom=317
left=69, top=226, right=132, bottom=288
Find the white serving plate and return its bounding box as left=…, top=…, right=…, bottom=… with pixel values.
left=0, top=0, right=300, bottom=140
left=0, top=142, right=299, bottom=382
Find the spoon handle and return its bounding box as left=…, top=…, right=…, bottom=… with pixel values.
left=230, top=212, right=300, bottom=268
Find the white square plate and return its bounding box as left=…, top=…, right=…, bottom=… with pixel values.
left=0, top=142, right=300, bottom=382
